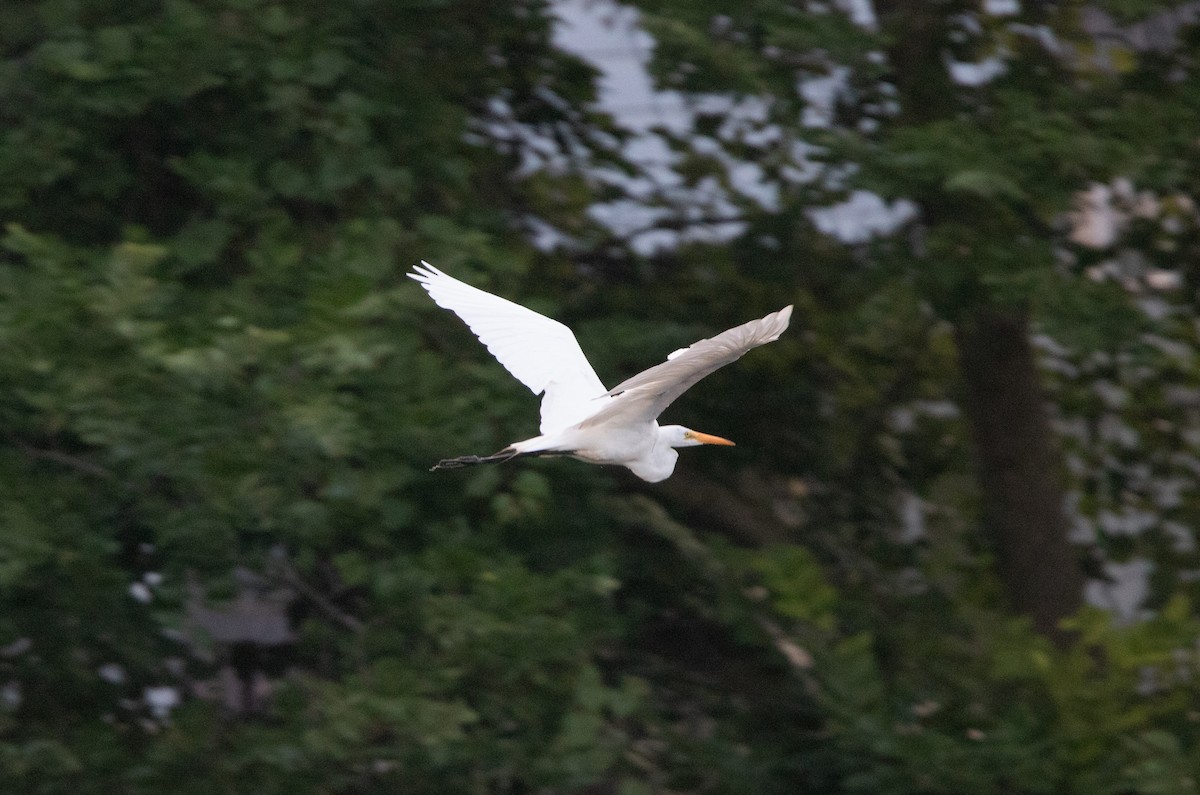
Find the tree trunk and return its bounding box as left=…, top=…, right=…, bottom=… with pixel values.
left=954, top=307, right=1084, bottom=646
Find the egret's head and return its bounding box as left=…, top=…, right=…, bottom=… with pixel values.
left=662, top=425, right=736, bottom=449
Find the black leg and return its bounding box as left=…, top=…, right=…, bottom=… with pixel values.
left=429, top=447, right=578, bottom=472
left=430, top=447, right=522, bottom=471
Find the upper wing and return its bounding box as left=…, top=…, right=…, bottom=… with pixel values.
left=579, top=305, right=793, bottom=429
left=409, top=262, right=610, bottom=433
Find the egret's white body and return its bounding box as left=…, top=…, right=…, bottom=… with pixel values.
left=409, top=262, right=792, bottom=482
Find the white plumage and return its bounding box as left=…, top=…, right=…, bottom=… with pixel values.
left=410, top=261, right=792, bottom=482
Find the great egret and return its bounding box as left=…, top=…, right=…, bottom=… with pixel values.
left=410, top=262, right=792, bottom=482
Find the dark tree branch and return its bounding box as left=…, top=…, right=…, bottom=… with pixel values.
left=647, top=468, right=793, bottom=547
left=272, top=560, right=365, bottom=635
left=14, top=440, right=117, bottom=481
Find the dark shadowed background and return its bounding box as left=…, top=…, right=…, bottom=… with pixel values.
left=3, top=1, right=1200, bottom=792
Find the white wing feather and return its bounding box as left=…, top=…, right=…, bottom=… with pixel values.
left=580, top=305, right=793, bottom=429
left=408, top=262, right=610, bottom=433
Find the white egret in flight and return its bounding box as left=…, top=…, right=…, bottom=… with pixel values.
left=410, top=262, right=792, bottom=482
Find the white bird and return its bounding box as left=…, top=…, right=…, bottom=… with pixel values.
left=409, top=262, right=792, bottom=482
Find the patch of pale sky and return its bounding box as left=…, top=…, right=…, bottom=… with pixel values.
left=798, top=66, right=851, bottom=128
left=144, top=685, right=181, bottom=720
left=525, top=215, right=577, bottom=253
left=984, top=0, right=1020, bottom=15
left=835, top=0, right=878, bottom=29
left=947, top=55, right=1009, bottom=86
left=897, top=491, right=925, bottom=543
left=552, top=0, right=692, bottom=135
left=691, top=135, right=780, bottom=211
left=1, top=682, right=20, bottom=710
left=680, top=220, right=750, bottom=249
left=129, top=581, right=152, bottom=604
left=551, top=0, right=920, bottom=248
left=782, top=140, right=825, bottom=185
left=808, top=190, right=918, bottom=244
left=1098, top=506, right=1157, bottom=537
left=714, top=95, right=770, bottom=134
left=728, top=162, right=781, bottom=211
left=478, top=96, right=574, bottom=177
left=586, top=199, right=671, bottom=239
left=552, top=0, right=790, bottom=246
left=1085, top=558, right=1153, bottom=624
left=98, top=662, right=126, bottom=685
left=621, top=133, right=684, bottom=187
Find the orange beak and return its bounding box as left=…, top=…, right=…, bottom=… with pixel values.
left=687, top=431, right=736, bottom=446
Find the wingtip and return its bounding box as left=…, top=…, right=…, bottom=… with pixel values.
left=773, top=304, right=794, bottom=332
left=408, top=260, right=443, bottom=285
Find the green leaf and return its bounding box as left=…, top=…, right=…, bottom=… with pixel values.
left=943, top=169, right=1027, bottom=202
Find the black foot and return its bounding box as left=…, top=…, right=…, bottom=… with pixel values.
left=431, top=447, right=521, bottom=471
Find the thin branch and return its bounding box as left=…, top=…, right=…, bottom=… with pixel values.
left=273, top=560, right=365, bottom=634
left=14, top=440, right=118, bottom=481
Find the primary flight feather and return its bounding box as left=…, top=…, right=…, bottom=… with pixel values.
left=410, top=261, right=792, bottom=482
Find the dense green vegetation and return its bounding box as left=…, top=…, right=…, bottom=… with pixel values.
left=3, top=1, right=1200, bottom=792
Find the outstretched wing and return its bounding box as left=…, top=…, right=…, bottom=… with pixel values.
left=409, top=262, right=610, bottom=433
left=580, top=305, right=793, bottom=429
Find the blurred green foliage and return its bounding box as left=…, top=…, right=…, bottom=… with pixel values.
left=3, top=0, right=1200, bottom=793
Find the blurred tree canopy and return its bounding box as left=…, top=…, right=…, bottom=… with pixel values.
left=3, top=0, right=1200, bottom=793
